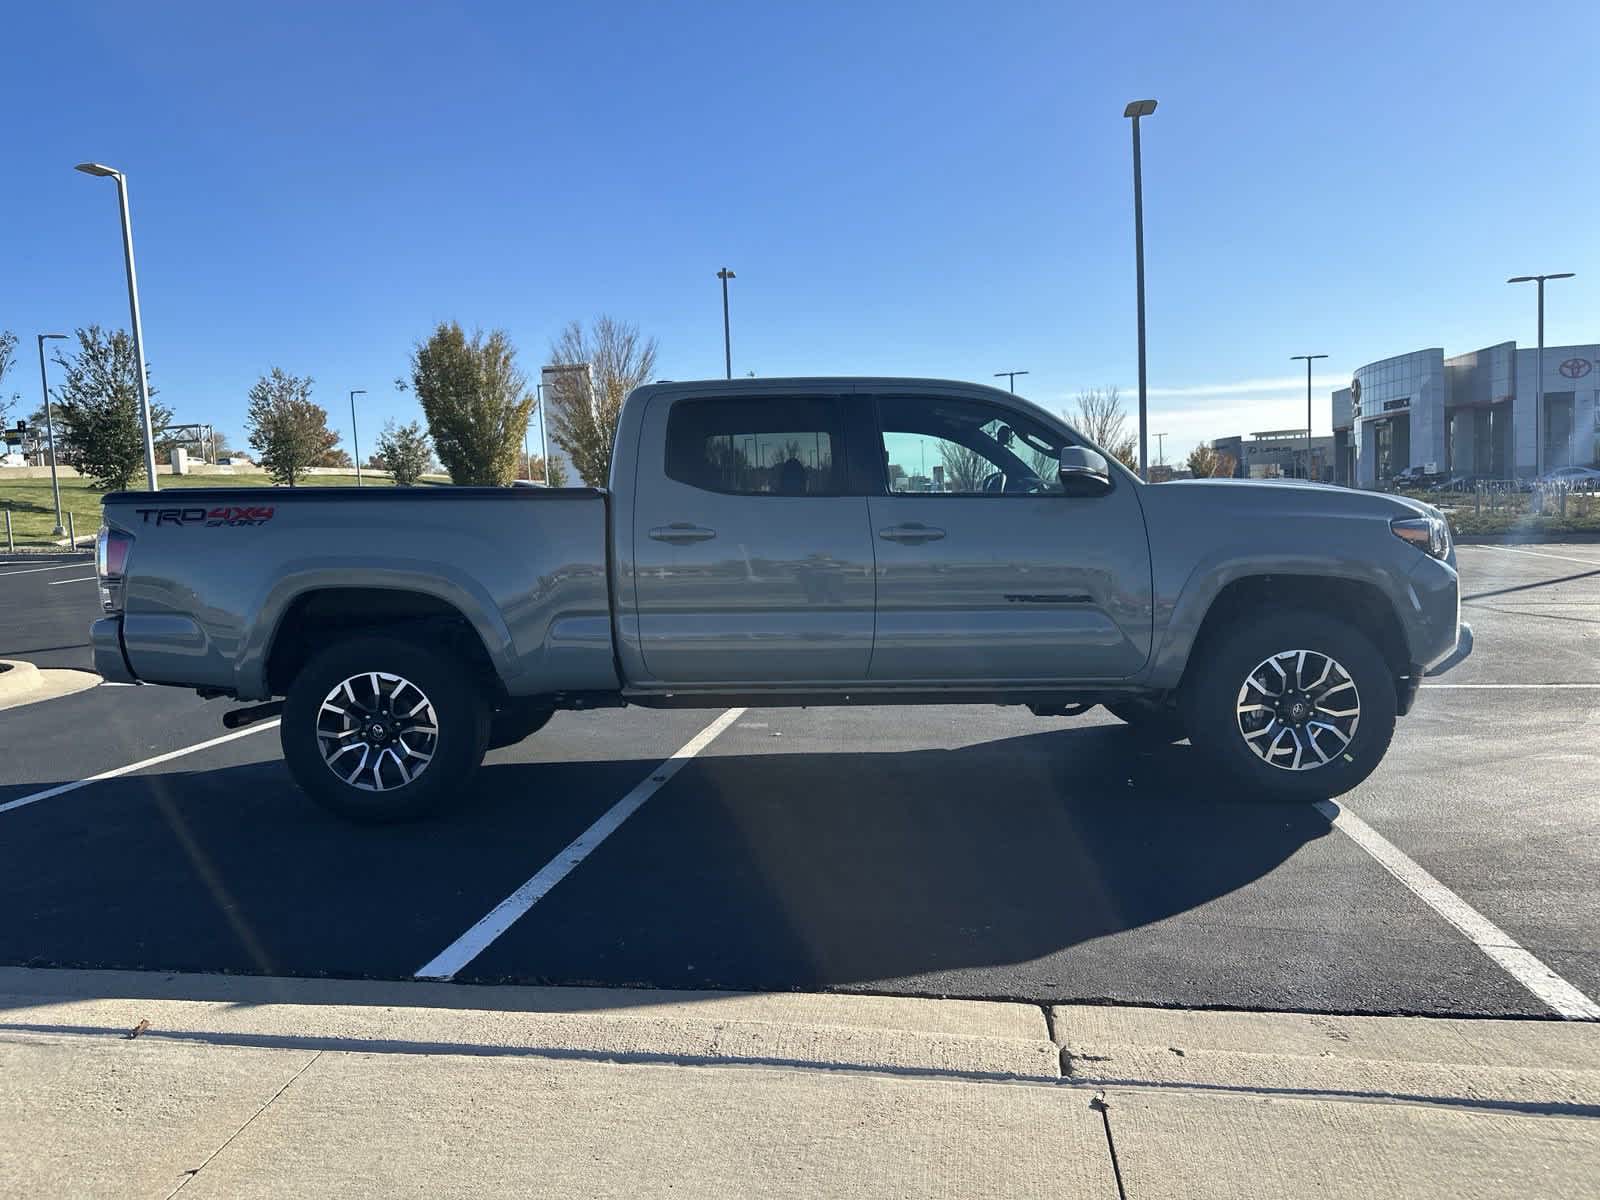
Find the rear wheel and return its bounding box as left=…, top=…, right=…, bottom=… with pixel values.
left=281, top=635, right=490, bottom=823
left=1181, top=613, right=1395, bottom=800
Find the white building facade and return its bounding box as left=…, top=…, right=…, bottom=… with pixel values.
left=1338, top=340, right=1600, bottom=486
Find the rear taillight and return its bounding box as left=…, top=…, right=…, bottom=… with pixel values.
left=96, top=526, right=133, bottom=613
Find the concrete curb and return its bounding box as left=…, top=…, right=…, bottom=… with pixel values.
left=1453, top=532, right=1600, bottom=544
left=0, top=968, right=1061, bottom=1082
left=0, top=659, right=41, bottom=703
left=0, top=666, right=100, bottom=712
left=1053, top=1004, right=1600, bottom=1111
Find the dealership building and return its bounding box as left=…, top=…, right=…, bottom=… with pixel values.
left=1331, top=340, right=1600, bottom=487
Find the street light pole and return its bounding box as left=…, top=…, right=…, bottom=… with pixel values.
left=349, top=390, right=367, bottom=485
left=75, top=163, right=158, bottom=491
left=536, top=382, right=550, bottom=484
left=993, top=370, right=1029, bottom=393
left=36, top=333, right=69, bottom=535
left=1508, top=273, right=1574, bottom=479
left=717, top=267, right=735, bottom=379
left=1124, top=100, right=1158, bottom=481
left=1153, top=431, right=1168, bottom=467
left=1291, top=354, right=1328, bottom=479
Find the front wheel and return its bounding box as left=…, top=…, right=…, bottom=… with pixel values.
left=1180, top=614, right=1396, bottom=800
left=281, top=635, right=490, bottom=823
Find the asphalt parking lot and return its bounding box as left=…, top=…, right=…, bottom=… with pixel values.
left=1, top=544, right=1596, bottom=1020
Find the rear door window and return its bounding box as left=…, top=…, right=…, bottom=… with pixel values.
left=664, top=396, right=846, bottom=496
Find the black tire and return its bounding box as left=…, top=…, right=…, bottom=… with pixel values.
left=1103, top=699, right=1188, bottom=743
left=487, top=700, right=555, bottom=751
left=281, top=635, right=490, bottom=824
left=1180, top=613, right=1396, bottom=801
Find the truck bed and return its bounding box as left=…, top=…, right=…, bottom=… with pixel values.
left=98, top=486, right=619, bottom=701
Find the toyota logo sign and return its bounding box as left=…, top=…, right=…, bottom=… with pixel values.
left=1559, top=358, right=1593, bottom=379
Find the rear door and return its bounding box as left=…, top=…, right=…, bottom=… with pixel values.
left=863, top=389, right=1153, bottom=683
left=630, top=390, right=876, bottom=684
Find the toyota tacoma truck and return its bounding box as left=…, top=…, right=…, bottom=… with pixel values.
left=92, top=377, right=1470, bottom=822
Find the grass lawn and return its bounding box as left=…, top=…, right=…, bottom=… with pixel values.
left=0, top=472, right=396, bottom=546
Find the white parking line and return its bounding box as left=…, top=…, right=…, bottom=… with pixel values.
left=1316, top=799, right=1600, bottom=1020
left=415, top=707, right=747, bottom=981
left=1422, top=683, right=1600, bottom=689
left=0, top=721, right=280, bottom=817
left=1473, top=545, right=1600, bottom=568
left=0, top=562, right=93, bottom=578
left=47, top=576, right=97, bottom=586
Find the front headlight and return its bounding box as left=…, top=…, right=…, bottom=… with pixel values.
left=1392, top=515, right=1450, bottom=559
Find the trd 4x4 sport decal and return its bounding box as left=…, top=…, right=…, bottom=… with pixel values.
left=134, top=506, right=276, bottom=527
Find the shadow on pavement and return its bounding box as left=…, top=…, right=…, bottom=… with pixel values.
left=0, top=724, right=1330, bottom=1007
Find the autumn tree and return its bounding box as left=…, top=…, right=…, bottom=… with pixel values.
left=517, top=451, right=569, bottom=487
left=1072, top=387, right=1137, bottom=471
left=49, top=326, right=172, bottom=490
left=375, top=419, right=434, bottom=486
left=245, top=368, right=339, bottom=486
left=546, top=316, right=658, bottom=486
left=1187, top=445, right=1237, bottom=477
left=412, top=322, right=533, bottom=486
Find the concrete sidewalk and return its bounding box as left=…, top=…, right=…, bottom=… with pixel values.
left=0, top=969, right=1595, bottom=1199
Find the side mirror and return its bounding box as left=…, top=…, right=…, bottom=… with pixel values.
left=1057, top=447, right=1112, bottom=496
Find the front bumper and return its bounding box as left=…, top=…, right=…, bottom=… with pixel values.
left=90, top=616, right=138, bottom=684
left=1426, top=622, right=1474, bottom=677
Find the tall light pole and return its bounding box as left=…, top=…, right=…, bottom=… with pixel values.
left=36, top=333, right=69, bottom=535
left=1508, top=273, right=1575, bottom=478
left=536, top=382, right=549, bottom=483
left=993, top=370, right=1029, bottom=393
left=717, top=267, right=735, bottom=379
left=349, top=389, right=367, bottom=485
left=76, top=162, right=158, bottom=491
left=1291, top=354, right=1328, bottom=479
left=1123, top=99, right=1157, bottom=481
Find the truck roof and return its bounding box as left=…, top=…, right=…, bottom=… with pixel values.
left=638, top=376, right=1027, bottom=401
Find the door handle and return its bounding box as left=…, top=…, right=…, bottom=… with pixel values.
left=649, top=523, right=718, bottom=544
left=877, top=522, right=946, bottom=544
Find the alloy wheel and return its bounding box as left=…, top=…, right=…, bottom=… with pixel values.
left=316, top=671, right=440, bottom=791
left=1234, top=649, right=1360, bottom=772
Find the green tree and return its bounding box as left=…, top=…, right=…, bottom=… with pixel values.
left=50, top=326, right=172, bottom=490
left=546, top=315, right=658, bottom=486
left=245, top=368, right=339, bottom=486
left=375, top=419, right=434, bottom=486
left=0, top=331, right=18, bottom=424
left=412, top=322, right=533, bottom=486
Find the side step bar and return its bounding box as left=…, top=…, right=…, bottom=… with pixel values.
left=222, top=701, right=284, bottom=730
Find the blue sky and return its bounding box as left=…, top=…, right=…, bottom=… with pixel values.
left=3, top=0, right=1597, bottom=461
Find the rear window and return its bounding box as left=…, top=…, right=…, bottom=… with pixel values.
left=664, top=396, right=844, bottom=496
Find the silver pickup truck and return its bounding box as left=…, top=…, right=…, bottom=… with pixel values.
left=93, top=377, right=1470, bottom=822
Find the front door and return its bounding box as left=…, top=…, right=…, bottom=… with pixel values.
left=864, top=390, right=1153, bottom=683
left=631, top=391, right=876, bottom=684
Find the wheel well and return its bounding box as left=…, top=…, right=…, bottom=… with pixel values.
left=1185, top=575, right=1410, bottom=684
left=265, top=588, right=503, bottom=700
